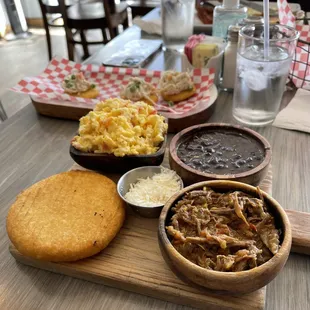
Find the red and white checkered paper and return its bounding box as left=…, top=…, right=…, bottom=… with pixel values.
left=278, top=0, right=310, bottom=90
left=278, top=0, right=296, bottom=27
left=11, top=56, right=215, bottom=115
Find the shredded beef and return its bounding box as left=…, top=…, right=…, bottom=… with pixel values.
left=166, top=187, right=280, bottom=272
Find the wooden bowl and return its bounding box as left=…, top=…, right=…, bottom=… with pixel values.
left=169, top=123, right=271, bottom=186
left=158, top=180, right=292, bottom=294
left=69, top=136, right=167, bottom=173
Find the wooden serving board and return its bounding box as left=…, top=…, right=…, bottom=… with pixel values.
left=9, top=152, right=310, bottom=309
left=9, top=215, right=266, bottom=310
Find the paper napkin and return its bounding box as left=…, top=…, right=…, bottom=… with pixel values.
left=133, top=17, right=162, bottom=35
left=273, top=88, right=310, bottom=133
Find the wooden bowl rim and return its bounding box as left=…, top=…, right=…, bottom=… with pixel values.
left=70, top=134, right=167, bottom=159
left=159, top=180, right=292, bottom=280
left=169, top=123, right=272, bottom=180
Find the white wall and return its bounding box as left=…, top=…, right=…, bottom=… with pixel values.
left=21, top=0, right=42, bottom=18
left=0, top=0, right=8, bottom=21
left=0, top=0, right=8, bottom=35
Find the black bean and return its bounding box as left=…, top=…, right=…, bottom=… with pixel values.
left=202, top=140, right=213, bottom=147
left=178, top=151, right=187, bottom=157
left=236, top=159, right=246, bottom=166
left=202, top=163, right=210, bottom=169
left=192, top=159, right=202, bottom=166
left=247, top=164, right=254, bottom=168
left=219, top=158, right=228, bottom=163
left=208, top=157, right=218, bottom=165
left=216, top=151, right=223, bottom=156
left=215, top=164, right=225, bottom=169
left=234, top=162, right=240, bottom=168
left=246, top=157, right=253, bottom=162
left=255, top=155, right=263, bottom=161
left=226, top=147, right=235, bottom=152
left=206, top=148, right=215, bottom=153
left=232, top=154, right=242, bottom=159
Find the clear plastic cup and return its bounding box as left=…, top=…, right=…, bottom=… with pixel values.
left=232, top=24, right=299, bottom=126
left=161, top=0, right=195, bottom=52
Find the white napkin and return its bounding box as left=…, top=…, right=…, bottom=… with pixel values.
left=133, top=13, right=211, bottom=35
left=273, top=89, right=310, bottom=133
left=133, top=17, right=162, bottom=35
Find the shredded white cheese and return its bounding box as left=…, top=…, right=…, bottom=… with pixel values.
left=124, top=167, right=182, bottom=207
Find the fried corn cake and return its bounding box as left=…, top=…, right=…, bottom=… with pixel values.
left=7, top=170, right=125, bottom=262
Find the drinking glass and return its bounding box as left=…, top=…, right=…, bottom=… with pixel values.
left=232, top=24, right=299, bottom=126
left=161, top=0, right=195, bottom=52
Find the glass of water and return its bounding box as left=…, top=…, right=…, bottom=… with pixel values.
left=161, top=0, right=195, bottom=52
left=232, top=24, right=299, bottom=126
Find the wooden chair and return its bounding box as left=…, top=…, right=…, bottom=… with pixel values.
left=59, top=0, right=129, bottom=60
left=0, top=100, right=8, bottom=122
left=38, top=0, right=78, bottom=60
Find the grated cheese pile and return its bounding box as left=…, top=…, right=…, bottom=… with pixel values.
left=124, top=167, right=182, bottom=207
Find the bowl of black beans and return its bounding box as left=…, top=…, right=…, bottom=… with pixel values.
left=169, top=123, right=271, bottom=186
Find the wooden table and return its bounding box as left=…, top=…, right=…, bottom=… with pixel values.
left=1, top=10, right=310, bottom=310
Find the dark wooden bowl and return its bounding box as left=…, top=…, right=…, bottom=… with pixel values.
left=158, top=180, right=292, bottom=294
left=69, top=135, right=167, bottom=173
left=169, top=123, right=271, bottom=186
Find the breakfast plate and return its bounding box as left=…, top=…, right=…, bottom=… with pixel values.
left=29, top=84, right=218, bottom=133
left=8, top=160, right=273, bottom=310
left=11, top=56, right=217, bottom=132
left=8, top=159, right=310, bottom=309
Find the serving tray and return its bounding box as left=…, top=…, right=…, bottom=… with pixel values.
left=11, top=56, right=218, bottom=133
left=9, top=152, right=310, bottom=309
left=31, top=83, right=217, bottom=133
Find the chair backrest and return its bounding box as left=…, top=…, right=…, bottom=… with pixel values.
left=102, top=0, right=116, bottom=37
left=0, top=100, right=8, bottom=122
left=58, top=0, right=118, bottom=38
left=57, top=0, right=76, bottom=56
left=37, top=0, right=50, bottom=38
left=58, top=0, right=70, bottom=28
left=37, top=0, right=62, bottom=15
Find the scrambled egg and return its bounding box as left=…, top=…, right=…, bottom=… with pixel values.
left=72, top=98, right=168, bottom=157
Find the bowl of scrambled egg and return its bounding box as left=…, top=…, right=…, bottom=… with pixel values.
left=70, top=98, right=168, bottom=172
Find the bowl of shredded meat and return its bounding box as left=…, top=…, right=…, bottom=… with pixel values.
left=158, top=180, right=292, bottom=294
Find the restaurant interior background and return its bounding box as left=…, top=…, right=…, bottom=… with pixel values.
left=0, top=0, right=308, bottom=123
left=0, top=0, right=218, bottom=122
left=0, top=0, right=128, bottom=120
left=1, top=1, right=310, bottom=309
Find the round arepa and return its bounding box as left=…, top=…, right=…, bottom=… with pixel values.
left=6, top=170, right=126, bottom=262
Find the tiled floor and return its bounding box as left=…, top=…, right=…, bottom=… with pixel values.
left=0, top=27, right=103, bottom=121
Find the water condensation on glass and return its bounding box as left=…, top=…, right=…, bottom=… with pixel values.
left=161, top=0, right=195, bottom=50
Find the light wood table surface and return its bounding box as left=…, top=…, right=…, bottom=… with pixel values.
left=0, top=9, right=310, bottom=310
